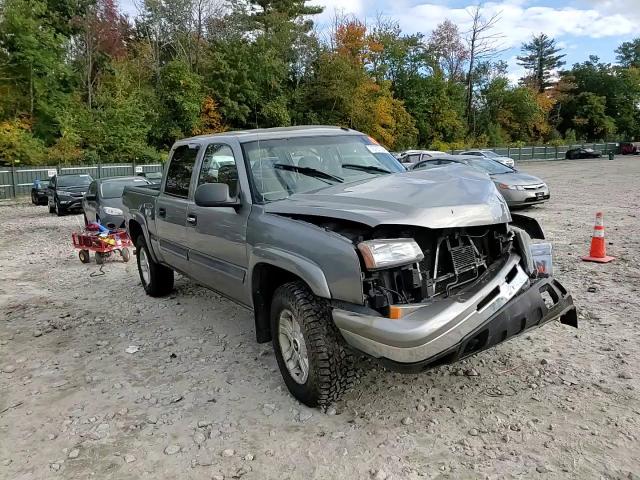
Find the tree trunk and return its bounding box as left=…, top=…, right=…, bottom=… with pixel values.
left=29, top=64, right=34, bottom=115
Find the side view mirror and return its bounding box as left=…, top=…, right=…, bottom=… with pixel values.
left=85, top=194, right=97, bottom=201
left=194, top=183, right=240, bottom=208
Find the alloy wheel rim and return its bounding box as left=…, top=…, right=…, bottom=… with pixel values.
left=278, top=309, right=309, bottom=384
left=139, top=248, right=151, bottom=285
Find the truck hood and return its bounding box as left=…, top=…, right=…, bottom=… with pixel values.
left=264, top=165, right=511, bottom=229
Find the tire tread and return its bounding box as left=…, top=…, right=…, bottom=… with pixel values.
left=272, top=281, right=355, bottom=407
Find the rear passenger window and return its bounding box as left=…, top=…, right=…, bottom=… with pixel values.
left=165, top=145, right=200, bottom=198
left=197, top=144, right=238, bottom=196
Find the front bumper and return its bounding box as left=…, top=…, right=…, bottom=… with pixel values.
left=99, top=213, right=125, bottom=230
left=332, top=254, right=576, bottom=371
left=502, top=188, right=550, bottom=206
left=59, top=197, right=84, bottom=210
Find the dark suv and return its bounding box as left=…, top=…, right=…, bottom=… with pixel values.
left=47, top=174, right=93, bottom=216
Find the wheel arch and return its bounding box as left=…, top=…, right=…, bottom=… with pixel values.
left=128, top=216, right=160, bottom=263
left=251, top=261, right=327, bottom=344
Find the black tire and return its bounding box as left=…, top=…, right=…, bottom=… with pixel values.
left=55, top=199, right=65, bottom=216
left=31, top=191, right=37, bottom=205
left=79, top=250, right=90, bottom=263
left=135, top=236, right=174, bottom=297
left=48, top=200, right=55, bottom=214
left=121, top=247, right=131, bottom=263
left=95, top=252, right=105, bottom=265
left=271, top=281, right=355, bottom=407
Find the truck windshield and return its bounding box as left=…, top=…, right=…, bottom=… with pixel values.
left=242, top=135, right=404, bottom=202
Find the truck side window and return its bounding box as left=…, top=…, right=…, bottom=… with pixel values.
left=197, top=144, right=238, bottom=197
left=165, top=145, right=199, bottom=198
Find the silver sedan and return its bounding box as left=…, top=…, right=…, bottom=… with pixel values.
left=410, top=155, right=550, bottom=208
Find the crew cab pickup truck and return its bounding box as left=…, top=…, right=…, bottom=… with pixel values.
left=123, top=126, right=576, bottom=407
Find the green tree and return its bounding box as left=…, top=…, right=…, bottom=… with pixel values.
left=152, top=59, right=203, bottom=146
left=0, top=0, right=73, bottom=140
left=517, top=33, right=565, bottom=93
left=616, top=38, right=640, bottom=68
left=558, top=57, right=640, bottom=139
left=569, top=92, right=616, bottom=140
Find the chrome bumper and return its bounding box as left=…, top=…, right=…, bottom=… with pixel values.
left=333, top=254, right=532, bottom=364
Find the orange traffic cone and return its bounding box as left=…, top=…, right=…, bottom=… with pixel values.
left=581, top=212, right=615, bottom=263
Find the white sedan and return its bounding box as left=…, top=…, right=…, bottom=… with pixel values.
left=459, top=149, right=515, bottom=168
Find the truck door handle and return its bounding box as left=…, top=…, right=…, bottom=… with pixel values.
left=186, top=214, right=197, bottom=226
left=158, top=207, right=166, bottom=217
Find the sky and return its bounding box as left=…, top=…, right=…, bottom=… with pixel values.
left=118, top=0, right=639, bottom=83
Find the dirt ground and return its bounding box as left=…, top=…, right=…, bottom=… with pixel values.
left=1, top=157, right=639, bottom=480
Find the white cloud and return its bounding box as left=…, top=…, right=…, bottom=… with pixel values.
left=308, top=0, right=637, bottom=50
left=391, top=0, right=637, bottom=49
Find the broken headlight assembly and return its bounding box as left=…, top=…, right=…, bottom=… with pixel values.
left=357, top=239, right=424, bottom=270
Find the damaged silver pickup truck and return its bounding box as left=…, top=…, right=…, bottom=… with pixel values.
left=123, top=126, right=576, bottom=407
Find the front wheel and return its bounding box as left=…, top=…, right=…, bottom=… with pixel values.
left=135, top=236, right=174, bottom=297
left=48, top=200, right=55, bottom=214
left=31, top=191, right=38, bottom=205
left=271, top=281, right=355, bottom=407
left=121, top=247, right=131, bottom=263
left=79, top=250, right=90, bottom=263
left=55, top=200, right=64, bottom=217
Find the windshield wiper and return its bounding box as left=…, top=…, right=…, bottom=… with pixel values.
left=273, top=164, right=343, bottom=183
left=341, top=164, right=391, bottom=174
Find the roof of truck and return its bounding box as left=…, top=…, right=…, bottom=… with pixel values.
left=178, top=125, right=365, bottom=144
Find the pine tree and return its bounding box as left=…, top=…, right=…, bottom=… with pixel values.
left=517, top=33, right=565, bottom=93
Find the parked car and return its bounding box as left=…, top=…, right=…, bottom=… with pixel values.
left=137, top=171, right=163, bottom=184
left=122, top=126, right=576, bottom=407
left=565, top=147, right=601, bottom=159
left=620, top=142, right=639, bottom=155
left=459, top=149, right=515, bottom=168
left=396, top=150, right=448, bottom=165
left=411, top=155, right=550, bottom=208
left=47, top=174, right=93, bottom=216
left=83, top=176, right=151, bottom=229
left=31, top=178, right=49, bottom=205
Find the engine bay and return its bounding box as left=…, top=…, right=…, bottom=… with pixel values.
left=281, top=214, right=514, bottom=314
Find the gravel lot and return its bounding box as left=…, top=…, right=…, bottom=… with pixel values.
left=1, top=157, right=639, bottom=480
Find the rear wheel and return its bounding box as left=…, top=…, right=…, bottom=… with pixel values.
left=48, top=200, right=55, bottom=214
left=135, top=236, right=174, bottom=297
left=121, top=247, right=131, bottom=263
left=95, top=252, right=105, bottom=264
left=31, top=191, right=38, bottom=205
left=271, top=281, right=355, bottom=407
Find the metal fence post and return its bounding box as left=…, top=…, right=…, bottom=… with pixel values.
left=507, top=146, right=510, bottom=158
left=97, top=162, right=102, bottom=179
left=555, top=146, right=558, bottom=160
left=544, top=146, right=547, bottom=160
left=132, top=159, right=136, bottom=176
left=10, top=162, right=16, bottom=199
left=518, top=147, right=522, bottom=162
